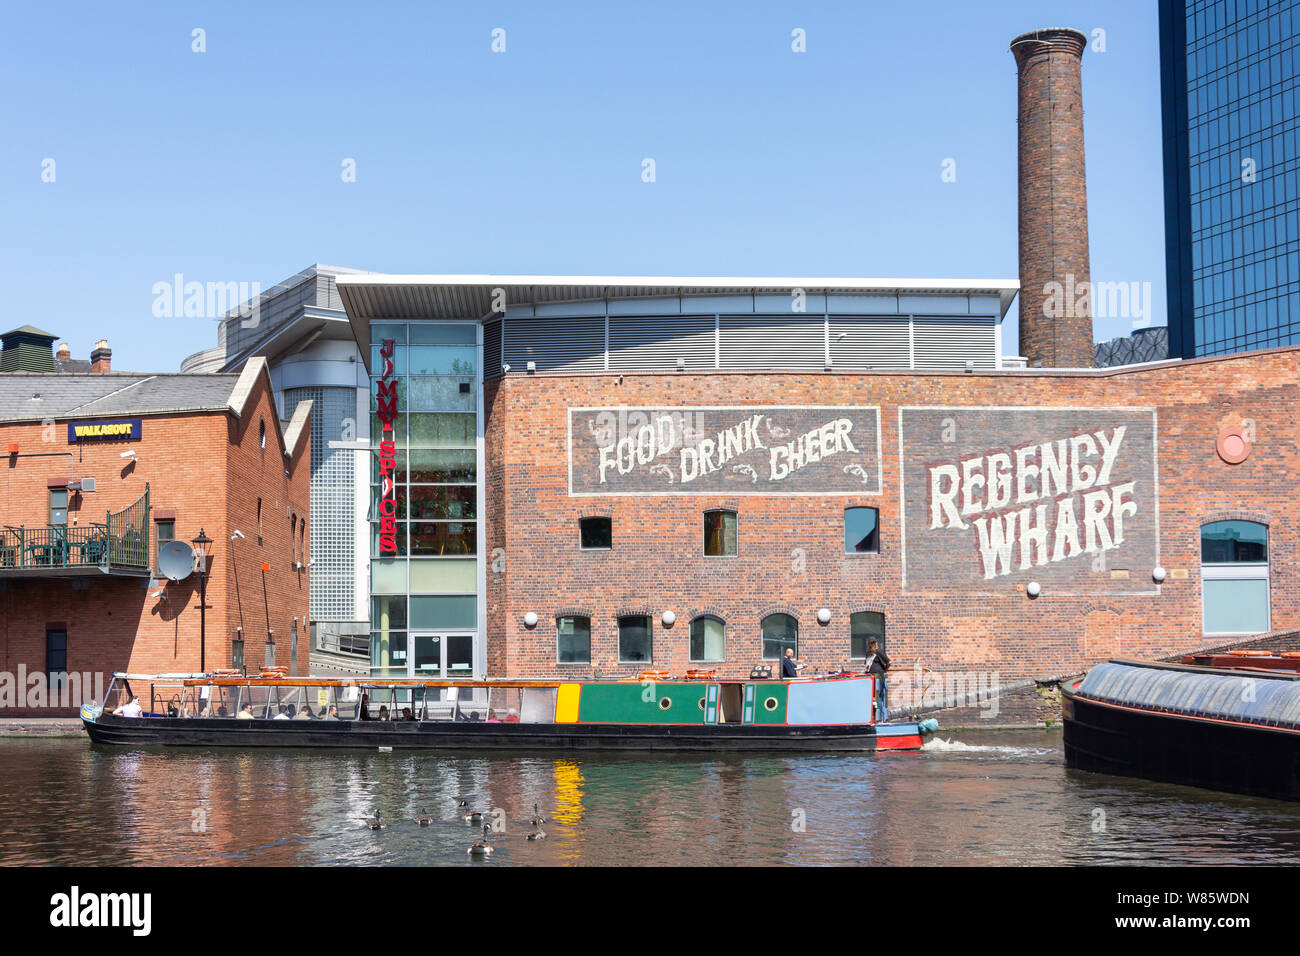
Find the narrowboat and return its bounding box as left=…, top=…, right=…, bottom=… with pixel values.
left=81, top=669, right=938, bottom=752
left=1062, top=652, right=1300, bottom=802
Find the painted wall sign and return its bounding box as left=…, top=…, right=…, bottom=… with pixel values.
left=67, top=419, right=142, bottom=443
left=374, top=339, right=399, bottom=554
left=898, top=406, right=1159, bottom=594
left=568, top=406, right=881, bottom=495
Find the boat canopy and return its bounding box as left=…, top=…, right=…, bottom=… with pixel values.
left=1080, top=660, right=1300, bottom=729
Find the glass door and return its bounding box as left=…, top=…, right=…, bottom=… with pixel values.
left=412, top=633, right=443, bottom=677
left=410, top=632, right=476, bottom=678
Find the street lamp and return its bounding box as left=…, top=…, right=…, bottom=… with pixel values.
left=192, top=528, right=213, bottom=673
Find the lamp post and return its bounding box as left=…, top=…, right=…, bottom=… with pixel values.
left=192, top=528, right=213, bottom=673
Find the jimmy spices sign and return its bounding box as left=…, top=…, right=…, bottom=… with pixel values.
left=898, top=406, right=1159, bottom=593
left=568, top=406, right=881, bottom=495
left=375, top=339, right=399, bottom=554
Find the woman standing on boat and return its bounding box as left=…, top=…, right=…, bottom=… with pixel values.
left=862, top=639, right=890, bottom=720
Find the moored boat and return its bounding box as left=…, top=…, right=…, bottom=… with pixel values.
left=1062, top=654, right=1300, bottom=801
left=81, top=670, right=937, bottom=752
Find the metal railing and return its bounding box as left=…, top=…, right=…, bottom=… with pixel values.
left=315, top=629, right=370, bottom=657
left=1, top=485, right=150, bottom=571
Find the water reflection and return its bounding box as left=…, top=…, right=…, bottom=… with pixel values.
left=1, top=732, right=1297, bottom=866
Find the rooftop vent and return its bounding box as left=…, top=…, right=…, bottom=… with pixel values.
left=0, top=326, right=58, bottom=373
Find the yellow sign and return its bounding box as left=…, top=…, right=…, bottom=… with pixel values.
left=317, top=689, right=330, bottom=708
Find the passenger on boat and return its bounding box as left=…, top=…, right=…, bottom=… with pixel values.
left=504, top=708, right=520, bottom=722
left=237, top=703, right=255, bottom=719
left=295, top=705, right=314, bottom=720
left=216, top=705, right=229, bottom=718
left=358, top=694, right=371, bottom=720
left=863, top=638, right=890, bottom=720
left=273, top=706, right=291, bottom=720
left=781, top=648, right=804, bottom=679
left=377, top=705, right=390, bottom=721
left=401, top=707, right=415, bottom=721
left=325, top=706, right=340, bottom=720
left=113, top=695, right=143, bottom=718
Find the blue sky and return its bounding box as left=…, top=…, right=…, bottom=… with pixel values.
left=1, top=1, right=1166, bottom=371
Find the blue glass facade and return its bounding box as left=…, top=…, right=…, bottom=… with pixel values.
left=1161, top=0, right=1300, bottom=357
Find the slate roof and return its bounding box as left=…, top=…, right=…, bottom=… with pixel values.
left=0, top=373, right=241, bottom=423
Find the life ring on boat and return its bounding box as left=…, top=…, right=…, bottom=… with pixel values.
left=1228, top=650, right=1269, bottom=656
left=683, top=669, right=716, bottom=680
left=1280, top=651, right=1300, bottom=659
left=259, top=666, right=289, bottom=678
left=638, top=669, right=671, bottom=681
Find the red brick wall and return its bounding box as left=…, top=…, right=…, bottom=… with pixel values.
left=223, top=373, right=312, bottom=679
left=0, top=370, right=310, bottom=714
left=485, top=347, right=1300, bottom=683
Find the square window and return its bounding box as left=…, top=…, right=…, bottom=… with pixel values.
left=690, top=616, right=725, bottom=662
left=580, top=517, right=612, bottom=550
left=618, top=615, right=652, bottom=663
left=761, top=614, right=797, bottom=660
left=850, top=611, right=885, bottom=660
left=558, top=617, right=591, bottom=664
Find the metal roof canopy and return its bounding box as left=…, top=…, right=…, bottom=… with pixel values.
left=336, top=274, right=1020, bottom=371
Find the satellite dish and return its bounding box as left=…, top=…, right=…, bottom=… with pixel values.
left=158, top=540, right=196, bottom=582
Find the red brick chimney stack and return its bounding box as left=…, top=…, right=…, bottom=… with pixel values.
left=55, top=342, right=71, bottom=361
left=90, top=339, right=112, bottom=373
left=1011, top=28, right=1094, bottom=368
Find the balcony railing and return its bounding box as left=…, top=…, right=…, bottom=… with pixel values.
left=0, top=524, right=150, bottom=571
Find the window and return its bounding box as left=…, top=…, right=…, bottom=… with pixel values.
left=50, top=488, right=68, bottom=527
left=558, top=616, right=591, bottom=664
left=618, top=615, right=652, bottom=663
left=761, top=613, right=798, bottom=660
left=1201, top=520, right=1267, bottom=563
left=46, top=628, right=67, bottom=687
left=290, top=514, right=297, bottom=563
left=257, top=498, right=263, bottom=546
left=850, top=611, right=885, bottom=659
left=703, top=510, right=737, bottom=556
left=155, top=519, right=174, bottom=569
left=845, top=507, right=879, bottom=553
left=580, top=516, right=612, bottom=550
left=690, top=616, right=725, bottom=662
left=259, top=418, right=266, bottom=451
left=1201, top=520, right=1270, bottom=635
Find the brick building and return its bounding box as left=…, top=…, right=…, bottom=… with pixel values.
left=333, top=275, right=1297, bottom=686
left=0, top=347, right=311, bottom=714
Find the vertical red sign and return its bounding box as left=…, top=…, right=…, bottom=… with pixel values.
left=375, top=339, right=399, bottom=555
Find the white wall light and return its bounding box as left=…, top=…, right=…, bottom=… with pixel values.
left=817, top=607, right=832, bottom=625
left=523, top=611, right=538, bottom=628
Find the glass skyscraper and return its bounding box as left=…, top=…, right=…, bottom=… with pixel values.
left=1160, top=0, right=1300, bottom=357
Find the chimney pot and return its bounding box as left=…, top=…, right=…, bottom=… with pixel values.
left=56, top=342, right=71, bottom=359
left=90, top=339, right=112, bottom=373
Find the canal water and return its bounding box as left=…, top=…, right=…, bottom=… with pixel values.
left=2, top=731, right=1298, bottom=866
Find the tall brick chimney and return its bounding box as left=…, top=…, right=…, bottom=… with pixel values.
left=90, top=339, right=112, bottom=373
left=1011, top=28, right=1094, bottom=368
